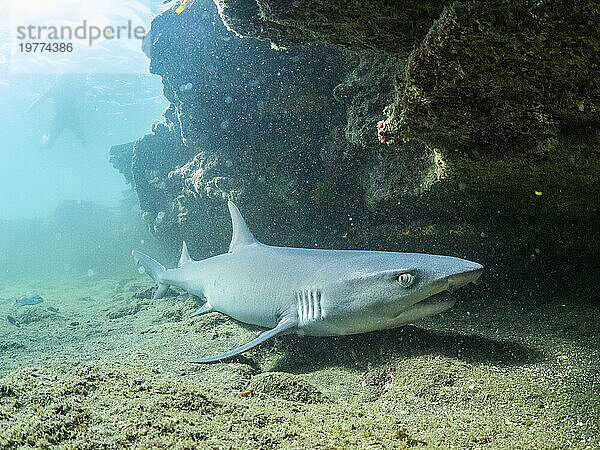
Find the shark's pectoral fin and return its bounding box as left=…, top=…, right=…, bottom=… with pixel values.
left=190, top=303, right=214, bottom=317
left=189, top=318, right=297, bottom=364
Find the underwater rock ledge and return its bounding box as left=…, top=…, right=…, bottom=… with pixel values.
left=382, top=0, right=600, bottom=155
left=113, top=0, right=599, bottom=297
left=202, top=0, right=600, bottom=285
left=216, top=0, right=600, bottom=158
left=113, top=1, right=358, bottom=254
left=213, top=0, right=447, bottom=55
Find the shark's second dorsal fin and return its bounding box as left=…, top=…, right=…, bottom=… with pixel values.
left=178, top=241, right=192, bottom=267
left=228, top=201, right=259, bottom=252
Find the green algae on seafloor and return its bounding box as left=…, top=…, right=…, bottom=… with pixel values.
left=0, top=276, right=599, bottom=448
left=248, top=372, right=328, bottom=404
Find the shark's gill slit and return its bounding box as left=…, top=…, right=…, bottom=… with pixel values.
left=315, top=289, right=323, bottom=320
left=302, top=291, right=308, bottom=322
left=296, top=288, right=324, bottom=323
left=296, top=291, right=301, bottom=321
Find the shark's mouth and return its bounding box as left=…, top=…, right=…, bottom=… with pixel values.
left=419, top=290, right=454, bottom=305
left=392, top=289, right=457, bottom=323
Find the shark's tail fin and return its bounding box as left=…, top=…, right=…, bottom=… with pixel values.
left=132, top=250, right=170, bottom=299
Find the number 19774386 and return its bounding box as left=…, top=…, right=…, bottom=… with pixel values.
left=20, top=42, right=73, bottom=52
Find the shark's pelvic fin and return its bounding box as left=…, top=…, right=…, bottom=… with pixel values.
left=132, top=250, right=170, bottom=299
left=189, top=318, right=297, bottom=364
left=178, top=241, right=192, bottom=267
left=190, top=302, right=214, bottom=317
left=154, top=284, right=170, bottom=299
left=228, top=201, right=259, bottom=253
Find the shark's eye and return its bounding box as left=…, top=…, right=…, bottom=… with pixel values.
left=397, top=273, right=414, bottom=287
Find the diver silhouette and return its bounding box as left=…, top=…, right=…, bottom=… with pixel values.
left=25, top=75, right=88, bottom=149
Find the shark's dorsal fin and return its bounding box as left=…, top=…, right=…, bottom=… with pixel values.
left=178, top=241, right=192, bottom=267
left=228, top=201, right=259, bottom=252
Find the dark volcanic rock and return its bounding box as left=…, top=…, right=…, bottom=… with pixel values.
left=122, top=1, right=353, bottom=253
left=109, top=142, right=134, bottom=184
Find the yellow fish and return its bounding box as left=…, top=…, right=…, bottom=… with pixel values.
left=175, top=0, right=195, bottom=14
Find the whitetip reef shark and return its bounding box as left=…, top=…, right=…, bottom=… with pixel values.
left=133, top=201, right=483, bottom=363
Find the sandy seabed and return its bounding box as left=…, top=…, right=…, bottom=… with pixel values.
left=0, top=274, right=598, bottom=449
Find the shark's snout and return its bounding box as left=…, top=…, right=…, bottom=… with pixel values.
left=446, top=263, right=483, bottom=293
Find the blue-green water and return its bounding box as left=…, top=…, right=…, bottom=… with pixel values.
left=0, top=73, right=168, bottom=278
left=0, top=74, right=167, bottom=219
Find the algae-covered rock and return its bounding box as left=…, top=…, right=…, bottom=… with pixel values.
left=383, top=0, right=600, bottom=155
left=213, top=0, right=599, bottom=214
left=16, top=307, right=59, bottom=325
left=248, top=371, right=327, bottom=403
left=214, top=0, right=448, bottom=55
left=107, top=299, right=152, bottom=320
